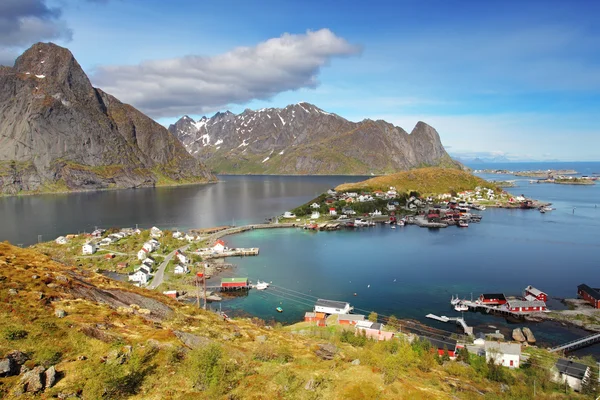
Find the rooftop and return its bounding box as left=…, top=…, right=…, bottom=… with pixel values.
left=315, top=299, right=349, bottom=309
left=555, top=358, right=589, bottom=380
left=506, top=299, right=546, bottom=308
left=525, top=285, right=546, bottom=296
left=221, top=277, right=248, bottom=283
left=578, top=284, right=600, bottom=300
left=484, top=341, right=521, bottom=356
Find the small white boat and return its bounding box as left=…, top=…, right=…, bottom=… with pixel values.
left=455, top=304, right=469, bottom=312
left=255, top=280, right=270, bottom=290
left=458, top=220, right=469, bottom=228
left=542, top=206, right=553, bottom=212
left=450, top=295, right=461, bottom=306
left=391, top=225, right=396, bottom=229
left=397, top=220, right=405, bottom=227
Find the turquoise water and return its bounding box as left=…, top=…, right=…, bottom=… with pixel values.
left=216, top=162, right=600, bottom=355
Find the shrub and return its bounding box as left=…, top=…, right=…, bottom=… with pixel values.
left=253, top=343, right=294, bottom=363
left=340, top=330, right=367, bottom=347
left=4, top=328, right=28, bottom=340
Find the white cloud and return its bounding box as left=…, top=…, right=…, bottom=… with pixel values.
left=91, top=29, right=361, bottom=118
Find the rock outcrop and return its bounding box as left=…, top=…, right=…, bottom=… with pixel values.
left=169, top=103, right=461, bottom=175
left=0, top=43, right=215, bottom=195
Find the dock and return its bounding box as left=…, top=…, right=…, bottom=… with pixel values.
left=549, top=332, right=600, bottom=353
left=201, top=248, right=259, bottom=259
left=426, top=314, right=474, bottom=337
left=454, top=299, right=526, bottom=318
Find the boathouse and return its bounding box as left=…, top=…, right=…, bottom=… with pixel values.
left=314, top=299, right=353, bottom=315
left=479, top=293, right=507, bottom=305
left=505, top=299, right=547, bottom=313
left=553, top=358, right=591, bottom=392
left=524, top=285, right=548, bottom=301
left=337, top=314, right=365, bottom=325
left=221, top=277, right=248, bottom=289
left=304, top=312, right=326, bottom=326
left=577, top=284, right=600, bottom=309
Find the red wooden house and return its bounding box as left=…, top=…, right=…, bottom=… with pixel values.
left=524, top=285, right=548, bottom=302
left=506, top=299, right=547, bottom=313
left=221, top=277, right=248, bottom=288
left=479, top=293, right=507, bottom=305
left=304, top=312, right=326, bottom=326
left=578, top=284, right=600, bottom=309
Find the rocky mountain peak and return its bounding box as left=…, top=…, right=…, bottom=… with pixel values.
left=13, top=42, right=93, bottom=96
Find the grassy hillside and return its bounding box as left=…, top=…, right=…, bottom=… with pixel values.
left=0, top=242, right=593, bottom=399
left=335, top=167, right=497, bottom=196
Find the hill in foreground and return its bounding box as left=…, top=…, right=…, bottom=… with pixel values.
left=335, top=167, right=497, bottom=196
left=0, top=43, right=215, bottom=195
left=0, top=242, right=588, bottom=399
left=169, top=105, right=462, bottom=175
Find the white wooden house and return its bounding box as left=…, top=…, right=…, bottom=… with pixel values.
left=185, top=234, right=196, bottom=242
left=82, top=242, right=97, bottom=255
left=173, top=231, right=183, bottom=239
left=310, top=203, right=320, bottom=209
left=150, top=226, right=163, bottom=238
left=553, top=358, right=591, bottom=392
left=310, top=211, right=320, bottom=219
left=128, top=266, right=151, bottom=285
left=213, top=240, right=226, bottom=253
left=314, top=299, right=353, bottom=315
left=174, top=264, right=189, bottom=274
left=329, top=208, right=337, bottom=216
left=176, top=251, right=188, bottom=264
left=485, top=342, right=521, bottom=368
left=137, top=248, right=149, bottom=260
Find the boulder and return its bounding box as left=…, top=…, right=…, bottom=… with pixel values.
left=8, top=288, right=18, bottom=295
left=351, top=359, right=361, bottom=365
left=304, top=378, right=315, bottom=391
left=45, top=366, right=56, bottom=389
left=174, top=330, right=211, bottom=349
left=0, top=357, right=14, bottom=377
left=55, top=309, right=67, bottom=318
left=315, top=343, right=337, bottom=360
left=256, top=335, right=267, bottom=343
left=6, top=350, right=29, bottom=365
left=16, top=365, right=45, bottom=394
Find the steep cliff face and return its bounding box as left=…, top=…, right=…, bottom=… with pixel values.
left=169, top=102, right=461, bottom=175
left=0, top=43, right=215, bottom=195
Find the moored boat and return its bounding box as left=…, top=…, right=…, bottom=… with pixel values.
left=256, top=280, right=269, bottom=290
left=458, top=220, right=469, bottom=228
left=276, top=307, right=283, bottom=313
left=454, top=304, right=469, bottom=312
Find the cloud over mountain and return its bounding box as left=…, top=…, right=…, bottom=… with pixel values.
left=92, top=29, right=361, bottom=118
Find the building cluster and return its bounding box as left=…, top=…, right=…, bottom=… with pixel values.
left=80, top=228, right=142, bottom=256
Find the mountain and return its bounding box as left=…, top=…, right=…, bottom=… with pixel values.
left=168, top=103, right=461, bottom=175
left=0, top=43, right=215, bottom=195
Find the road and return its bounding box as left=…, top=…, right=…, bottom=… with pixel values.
left=148, top=244, right=189, bottom=290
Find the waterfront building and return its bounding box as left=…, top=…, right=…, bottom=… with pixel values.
left=314, top=299, right=353, bottom=315
left=577, top=284, right=600, bottom=308
left=221, top=277, right=248, bottom=289
left=213, top=240, right=226, bottom=253
left=553, top=358, right=591, bottom=392
left=505, top=299, right=547, bottom=313
left=337, top=314, right=365, bottom=325
left=478, top=293, right=507, bottom=305
left=523, top=285, right=548, bottom=301
left=304, top=312, right=326, bottom=326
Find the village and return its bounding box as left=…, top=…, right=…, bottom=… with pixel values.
left=284, top=185, right=544, bottom=231
left=41, top=222, right=600, bottom=394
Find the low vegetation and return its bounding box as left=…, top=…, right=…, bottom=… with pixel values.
left=0, top=242, right=596, bottom=399
left=335, top=167, right=498, bottom=196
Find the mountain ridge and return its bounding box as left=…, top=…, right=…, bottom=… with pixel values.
left=169, top=102, right=462, bottom=175
left=0, top=42, right=215, bottom=195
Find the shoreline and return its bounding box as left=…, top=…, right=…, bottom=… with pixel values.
left=0, top=179, right=217, bottom=198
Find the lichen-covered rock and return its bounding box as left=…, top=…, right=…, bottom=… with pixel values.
left=55, top=309, right=66, bottom=318
left=0, top=357, right=14, bottom=377
left=315, top=343, right=337, bottom=360
left=15, top=365, right=45, bottom=394
left=45, top=365, right=56, bottom=389
left=0, top=43, right=215, bottom=195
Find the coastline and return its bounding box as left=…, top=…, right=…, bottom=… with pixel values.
left=0, top=178, right=218, bottom=198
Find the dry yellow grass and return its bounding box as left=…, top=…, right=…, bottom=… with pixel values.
left=336, top=167, right=497, bottom=196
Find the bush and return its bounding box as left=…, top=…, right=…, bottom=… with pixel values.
left=382, top=354, right=402, bottom=384
left=4, top=328, right=28, bottom=340
left=253, top=343, right=294, bottom=363
left=339, top=330, right=367, bottom=347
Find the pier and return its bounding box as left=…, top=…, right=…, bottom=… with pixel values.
left=454, top=300, right=526, bottom=318
left=549, top=332, right=600, bottom=353
left=426, top=314, right=474, bottom=337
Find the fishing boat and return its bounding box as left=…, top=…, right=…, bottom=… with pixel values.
left=542, top=205, right=553, bottom=212
left=539, top=208, right=546, bottom=213
left=450, top=295, right=461, bottom=306
left=458, top=220, right=469, bottom=228
left=276, top=307, right=283, bottom=313
left=454, top=304, right=469, bottom=312
left=255, top=280, right=269, bottom=290
left=397, top=220, right=405, bottom=227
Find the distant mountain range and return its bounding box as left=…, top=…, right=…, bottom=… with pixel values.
left=169, top=103, right=462, bottom=175
left=0, top=43, right=215, bottom=195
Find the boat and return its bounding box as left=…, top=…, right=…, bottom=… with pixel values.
left=512, top=328, right=526, bottom=342
left=397, top=220, right=405, bottom=226
left=454, top=304, right=469, bottom=312
left=522, top=327, right=536, bottom=344
left=390, top=225, right=396, bottom=229
left=539, top=208, right=546, bottom=213
left=450, top=295, right=461, bottom=306
left=276, top=307, right=283, bottom=313
left=458, top=220, right=469, bottom=228
left=255, top=280, right=269, bottom=290
left=542, top=206, right=553, bottom=212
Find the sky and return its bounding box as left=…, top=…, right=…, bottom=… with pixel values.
left=1, top=0, right=599, bottom=161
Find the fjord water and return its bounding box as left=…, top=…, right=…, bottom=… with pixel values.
left=1, top=162, right=599, bottom=353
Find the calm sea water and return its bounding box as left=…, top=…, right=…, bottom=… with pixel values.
left=1, top=163, right=599, bottom=354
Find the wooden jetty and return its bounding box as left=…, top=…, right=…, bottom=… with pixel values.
left=426, top=314, right=474, bottom=337
left=549, top=332, right=600, bottom=353
left=455, top=299, right=525, bottom=318
left=203, top=248, right=259, bottom=259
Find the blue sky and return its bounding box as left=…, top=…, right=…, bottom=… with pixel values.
left=3, top=0, right=600, bottom=161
